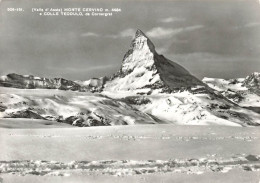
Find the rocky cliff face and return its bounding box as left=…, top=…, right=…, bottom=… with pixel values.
left=243, top=72, right=260, bottom=90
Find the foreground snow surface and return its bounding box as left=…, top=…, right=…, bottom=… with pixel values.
left=0, top=123, right=260, bottom=182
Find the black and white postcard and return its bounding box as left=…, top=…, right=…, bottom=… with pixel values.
left=0, top=0, right=260, bottom=182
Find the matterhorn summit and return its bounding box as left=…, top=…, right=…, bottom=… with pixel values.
left=103, top=29, right=203, bottom=94
left=120, top=29, right=156, bottom=75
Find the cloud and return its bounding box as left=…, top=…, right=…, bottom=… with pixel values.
left=159, top=17, right=185, bottom=23
left=85, top=64, right=116, bottom=71
left=233, top=22, right=260, bottom=29
left=81, top=29, right=136, bottom=39
left=171, top=52, right=260, bottom=65
left=81, top=32, right=99, bottom=37
left=168, top=52, right=260, bottom=79
left=146, top=25, right=204, bottom=39
left=106, top=28, right=135, bottom=39
left=48, top=64, right=115, bottom=72
left=118, top=28, right=135, bottom=37
left=147, top=27, right=174, bottom=38
left=244, top=22, right=260, bottom=28
left=80, top=29, right=136, bottom=39
left=156, top=47, right=168, bottom=54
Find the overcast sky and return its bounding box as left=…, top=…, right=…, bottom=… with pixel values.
left=0, top=0, right=260, bottom=80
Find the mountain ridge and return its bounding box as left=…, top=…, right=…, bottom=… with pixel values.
left=203, top=73, right=260, bottom=108
left=0, top=73, right=86, bottom=91
left=0, top=29, right=259, bottom=127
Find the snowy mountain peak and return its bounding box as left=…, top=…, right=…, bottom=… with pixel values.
left=120, top=29, right=157, bottom=76
left=131, top=29, right=156, bottom=53
left=104, top=29, right=204, bottom=93
left=135, top=29, right=146, bottom=37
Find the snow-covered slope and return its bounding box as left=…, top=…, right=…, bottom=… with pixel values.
left=74, top=77, right=108, bottom=92
left=119, top=93, right=260, bottom=126
left=203, top=73, right=260, bottom=107
left=1, top=86, right=260, bottom=127
left=103, top=30, right=204, bottom=94
left=0, top=87, right=157, bottom=126
left=202, top=77, right=247, bottom=92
